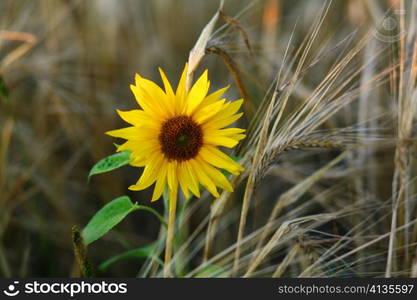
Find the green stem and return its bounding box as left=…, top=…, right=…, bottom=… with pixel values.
left=132, top=205, right=167, bottom=228
left=164, top=187, right=177, bottom=277
left=174, top=195, right=192, bottom=276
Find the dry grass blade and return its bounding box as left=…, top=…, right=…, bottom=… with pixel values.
left=206, top=46, right=253, bottom=114
left=272, top=244, right=300, bottom=278
left=253, top=151, right=348, bottom=258
left=219, top=10, right=252, bottom=55
left=244, top=212, right=347, bottom=277
left=203, top=189, right=233, bottom=261
left=386, top=0, right=417, bottom=277
left=3, top=0, right=417, bottom=279
left=232, top=78, right=279, bottom=275
left=0, top=30, right=37, bottom=73
left=186, top=0, right=224, bottom=91
left=308, top=219, right=417, bottom=278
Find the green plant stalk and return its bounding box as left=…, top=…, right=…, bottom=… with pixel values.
left=174, top=195, right=192, bottom=276
left=132, top=205, right=167, bottom=228
left=164, top=186, right=178, bottom=278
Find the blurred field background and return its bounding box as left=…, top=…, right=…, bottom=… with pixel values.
left=1, top=0, right=417, bottom=277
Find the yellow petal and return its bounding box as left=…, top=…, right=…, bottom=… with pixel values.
left=168, top=177, right=178, bottom=209
left=130, top=156, right=147, bottom=167
left=175, top=63, right=188, bottom=114
left=158, top=68, right=177, bottom=116
left=178, top=163, right=191, bottom=199
left=167, top=162, right=179, bottom=203
left=197, top=158, right=233, bottom=192
left=184, top=161, right=201, bottom=197
left=203, top=98, right=243, bottom=126
left=201, top=86, right=230, bottom=106
left=130, top=84, right=162, bottom=117
left=204, top=112, right=243, bottom=130
left=185, top=70, right=210, bottom=115
left=221, top=99, right=244, bottom=117
left=193, top=99, right=225, bottom=124
left=205, top=128, right=246, bottom=136
left=151, top=162, right=168, bottom=202
left=117, top=139, right=159, bottom=155
left=230, top=133, right=246, bottom=141
left=106, top=127, right=139, bottom=139
left=107, top=125, right=159, bottom=143
left=166, top=161, right=178, bottom=190
left=176, top=63, right=188, bottom=96
left=203, top=128, right=246, bottom=146
left=136, top=76, right=173, bottom=118
left=116, top=109, right=160, bottom=129
left=189, top=159, right=219, bottom=197
left=129, top=153, right=165, bottom=190
left=204, top=135, right=239, bottom=148
left=158, top=67, right=174, bottom=96
left=199, top=146, right=243, bottom=175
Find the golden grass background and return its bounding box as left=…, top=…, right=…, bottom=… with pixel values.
left=1, top=0, right=417, bottom=277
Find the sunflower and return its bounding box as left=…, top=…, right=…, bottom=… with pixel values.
left=106, top=64, right=245, bottom=202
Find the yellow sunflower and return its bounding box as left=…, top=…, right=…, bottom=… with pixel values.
left=106, top=64, right=245, bottom=202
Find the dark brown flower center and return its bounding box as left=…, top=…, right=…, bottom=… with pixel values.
left=159, top=116, right=203, bottom=161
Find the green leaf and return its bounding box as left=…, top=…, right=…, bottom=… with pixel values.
left=98, top=243, right=162, bottom=272
left=82, top=196, right=166, bottom=245
left=88, top=151, right=132, bottom=179
left=82, top=196, right=138, bottom=245
left=0, top=76, right=9, bottom=99
left=194, top=264, right=226, bottom=278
